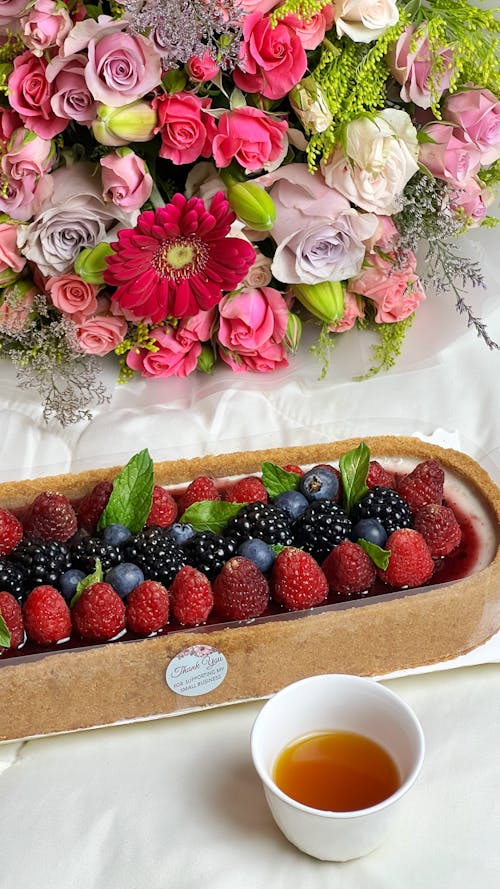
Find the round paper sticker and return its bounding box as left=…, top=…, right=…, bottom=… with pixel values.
left=166, top=645, right=228, bottom=697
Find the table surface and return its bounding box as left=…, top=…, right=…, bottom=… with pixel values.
left=1, top=224, right=500, bottom=889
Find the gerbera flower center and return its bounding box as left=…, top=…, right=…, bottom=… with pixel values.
left=152, top=236, right=209, bottom=282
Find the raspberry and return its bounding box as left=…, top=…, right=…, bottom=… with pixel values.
left=146, top=486, right=178, bottom=527
left=271, top=548, right=328, bottom=611
left=24, top=492, right=78, bottom=542
left=213, top=556, right=269, bottom=621
left=170, top=566, right=214, bottom=626
left=0, top=591, right=24, bottom=649
left=283, top=463, right=304, bottom=475
left=413, top=503, right=462, bottom=557
left=225, top=476, right=269, bottom=504
left=0, top=508, right=23, bottom=556
left=397, top=460, right=444, bottom=512
left=126, top=580, right=169, bottom=636
left=77, top=481, right=113, bottom=532
left=378, top=529, right=434, bottom=589
left=23, top=585, right=71, bottom=645
left=366, top=461, right=395, bottom=489
left=179, top=476, right=220, bottom=514
left=322, top=541, right=376, bottom=596
left=72, top=582, right=126, bottom=641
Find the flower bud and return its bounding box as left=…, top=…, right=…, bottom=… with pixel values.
left=197, top=343, right=216, bottom=374
left=291, top=281, right=344, bottom=325
left=226, top=181, right=276, bottom=231
left=284, top=311, right=302, bottom=353
left=289, top=76, right=333, bottom=135
left=0, top=267, right=21, bottom=287
left=74, top=243, right=114, bottom=285
left=92, top=102, right=157, bottom=147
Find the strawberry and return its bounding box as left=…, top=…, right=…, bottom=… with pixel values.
left=225, top=476, right=268, bottom=504
left=271, top=548, right=328, bottom=610
left=77, top=481, right=113, bottom=533
left=0, top=508, right=23, bottom=556
left=0, top=591, right=24, bottom=649
left=146, top=486, right=178, bottom=527
left=283, top=463, right=304, bottom=475
left=378, top=529, right=434, bottom=589
left=397, top=460, right=444, bottom=512
left=413, top=503, right=462, bottom=557
left=322, top=541, right=376, bottom=596
left=24, top=492, right=77, bottom=542
left=23, top=585, right=71, bottom=645
left=212, top=556, right=269, bottom=621
left=366, top=460, right=395, bottom=489
left=179, top=476, right=220, bottom=514
left=126, top=580, right=169, bottom=635
left=72, top=582, right=126, bottom=641
left=170, top=565, right=214, bottom=626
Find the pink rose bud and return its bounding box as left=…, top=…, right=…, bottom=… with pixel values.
left=101, top=149, right=153, bottom=211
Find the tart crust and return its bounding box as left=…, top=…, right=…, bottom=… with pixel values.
left=1, top=436, right=500, bottom=742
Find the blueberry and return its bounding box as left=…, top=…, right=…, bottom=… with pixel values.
left=102, top=523, right=133, bottom=546
left=351, top=518, right=388, bottom=548
left=274, top=490, right=309, bottom=521
left=300, top=467, right=339, bottom=502
left=238, top=539, right=275, bottom=573
left=59, top=568, right=86, bottom=601
left=105, top=562, right=145, bottom=598
left=167, top=522, right=195, bottom=546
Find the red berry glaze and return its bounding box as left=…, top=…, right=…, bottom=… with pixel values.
left=146, top=486, right=178, bottom=527
left=126, top=580, right=169, bottom=635
left=170, top=566, right=214, bottom=627
left=271, top=548, right=328, bottom=610
left=413, top=503, right=462, bottom=557
left=72, top=582, right=126, bottom=641
left=77, top=481, right=113, bottom=533
left=0, top=591, right=24, bottom=649
left=322, top=540, right=376, bottom=596
left=23, top=585, right=71, bottom=645
left=225, top=476, right=269, bottom=504
left=213, top=556, right=269, bottom=621
left=24, top=492, right=78, bottom=542
left=378, top=529, right=434, bottom=589
left=397, top=460, right=444, bottom=512
left=0, top=508, right=23, bottom=556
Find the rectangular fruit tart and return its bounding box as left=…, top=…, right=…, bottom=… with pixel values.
left=1, top=436, right=499, bottom=742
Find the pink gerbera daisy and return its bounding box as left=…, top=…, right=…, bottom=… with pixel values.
left=105, top=192, right=256, bottom=322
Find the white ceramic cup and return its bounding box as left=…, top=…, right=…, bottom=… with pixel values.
left=250, top=673, right=425, bottom=861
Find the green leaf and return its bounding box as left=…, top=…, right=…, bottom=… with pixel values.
left=97, top=449, right=154, bottom=533
left=358, top=539, right=391, bottom=571
left=70, top=559, right=104, bottom=608
left=340, top=442, right=370, bottom=514
left=180, top=500, right=245, bottom=534
left=0, top=612, right=11, bottom=648
left=261, top=462, right=300, bottom=498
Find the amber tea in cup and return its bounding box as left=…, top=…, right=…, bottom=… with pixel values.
left=273, top=729, right=401, bottom=812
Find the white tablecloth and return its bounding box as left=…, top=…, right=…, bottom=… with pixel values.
left=1, top=226, right=500, bottom=888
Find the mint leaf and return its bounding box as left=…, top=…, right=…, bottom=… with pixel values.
left=98, top=449, right=154, bottom=533
left=261, top=462, right=300, bottom=498
left=340, top=442, right=370, bottom=514
left=0, top=612, right=11, bottom=648
left=358, top=539, right=390, bottom=570
left=70, top=559, right=104, bottom=607
left=180, top=500, right=245, bottom=534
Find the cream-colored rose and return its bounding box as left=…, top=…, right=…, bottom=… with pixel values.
left=242, top=249, right=273, bottom=288
left=321, top=110, right=419, bottom=215
left=335, top=0, right=399, bottom=43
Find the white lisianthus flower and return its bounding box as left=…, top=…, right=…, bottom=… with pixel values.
left=321, top=110, right=419, bottom=215
left=335, top=0, right=399, bottom=43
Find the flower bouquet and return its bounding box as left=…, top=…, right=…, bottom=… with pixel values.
left=0, top=0, right=499, bottom=424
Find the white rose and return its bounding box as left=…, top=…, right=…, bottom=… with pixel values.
left=321, top=110, right=419, bottom=214
left=335, top=0, right=399, bottom=43
left=242, top=249, right=273, bottom=288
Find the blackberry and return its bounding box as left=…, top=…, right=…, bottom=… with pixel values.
left=71, top=537, right=123, bottom=574
left=351, top=486, right=412, bottom=536
left=294, top=501, right=353, bottom=563
left=124, top=527, right=186, bottom=586
left=11, top=540, right=72, bottom=593
left=184, top=532, right=237, bottom=580
left=0, top=558, right=25, bottom=600
left=224, top=502, right=293, bottom=547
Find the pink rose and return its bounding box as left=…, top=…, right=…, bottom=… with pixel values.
left=283, top=4, right=335, bottom=50
left=365, top=215, right=400, bottom=253
left=419, top=122, right=482, bottom=185
left=217, top=286, right=288, bottom=354
left=212, top=107, right=288, bottom=173
left=76, top=313, right=127, bottom=355
left=328, top=293, right=364, bottom=332
left=0, top=222, right=26, bottom=278
left=0, top=108, right=22, bottom=147
left=153, top=92, right=217, bottom=165
left=45, top=273, right=99, bottom=322
left=7, top=50, right=67, bottom=138
left=450, top=178, right=492, bottom=228
left=101, top=150, right=152, bottom=211
left=46, top=53, right=98, bottom=125
left=186, top=53, right=220, bottom=83
left=176, top=309, right=216, bottom=348
left=238, top=0, right=277, bottom=12
left=233, top=12, right=307, bottom=100
left=0, top=174, right=39, bottom=221
left=1, top=126, right=54, bottom=181
left=443, top=87, right=500, bottom=165
left=219, top=338, right=288, bottom=373
left=126, top=325, right=201, bottom=378
left=21, top=0, right=72, bottom=56
left=347, top=251, right=426, bottom=323
left=388, top=24, right=454, bottom=109
left=241, top=249, right=272, bottom=288
left=0, top=0, right=27, bottom=36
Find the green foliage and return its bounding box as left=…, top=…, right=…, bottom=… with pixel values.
left=356, top=315, right=416, bottom=379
